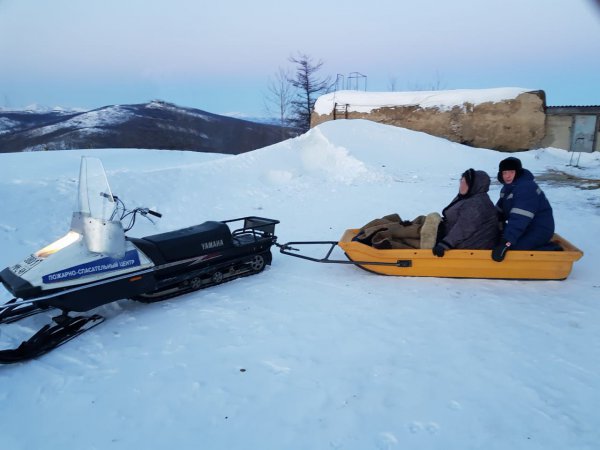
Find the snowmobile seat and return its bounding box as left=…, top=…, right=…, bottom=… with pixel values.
left=127, top=237, right=167, bottom=265
left=139, top=221, right=233, bottom=263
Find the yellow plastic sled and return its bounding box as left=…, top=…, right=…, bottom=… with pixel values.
left=338, top=230, right=583, bottom=280
left=279, top=231, right=583, bottom=280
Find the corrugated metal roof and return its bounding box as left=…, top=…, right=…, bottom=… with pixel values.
left=546, top=105, right=600, bottom=115
left=547, top=105, right=600, bottom=108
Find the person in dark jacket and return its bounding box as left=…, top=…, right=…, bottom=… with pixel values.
left=432, top=169, right=500, bottom=257
left=492, top=157, right=555, bottom=262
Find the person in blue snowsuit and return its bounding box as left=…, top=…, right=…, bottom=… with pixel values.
left=492, top=157, right=555, bottom=262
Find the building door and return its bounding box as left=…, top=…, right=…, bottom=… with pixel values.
left=570, top=115, right=597, bottom=152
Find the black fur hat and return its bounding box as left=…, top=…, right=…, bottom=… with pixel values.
left=497, top=157, right=523, bottom=183
left=499, top=157, right=522, bottom=172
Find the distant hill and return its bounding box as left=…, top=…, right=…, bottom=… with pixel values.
left=0, top=101, right=296, bottom=154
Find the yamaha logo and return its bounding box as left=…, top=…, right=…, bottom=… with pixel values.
left=201, top=239, right=224, bottom=250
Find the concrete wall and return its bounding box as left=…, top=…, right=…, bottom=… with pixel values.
left=540, top=115, right=572, bottom=150
left=311, top=91, right=547, bottom=152
left=541, top=113, right=600, bottom=152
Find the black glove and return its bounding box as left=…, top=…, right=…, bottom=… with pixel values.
left=432, top=241, right=450, bottom=257
left=492, top=240, right=511, bottom=262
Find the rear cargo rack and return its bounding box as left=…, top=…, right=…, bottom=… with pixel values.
left=223, top=216, right=279, bottom=242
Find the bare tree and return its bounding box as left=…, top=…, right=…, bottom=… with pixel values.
left=264, top=67, right=294, bottom=138
left=387, top=75, right=399, bottom=92
left=429, top=70, right=446, bottom=91
left=287, top=52, right=332, bottom=133
left=407, top=71, right=447, bottom=91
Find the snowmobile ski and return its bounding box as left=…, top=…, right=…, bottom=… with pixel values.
left=0, top=313, right=104, bottom=364
left=0, top=298, right=53, bottom=324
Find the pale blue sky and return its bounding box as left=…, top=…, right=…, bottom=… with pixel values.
left=1, top=0, right=599, bottom=116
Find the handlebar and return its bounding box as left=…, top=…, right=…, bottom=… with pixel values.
left=147, top=209, right=162, bottom=218
left=108, top=197, right=162, bottom=231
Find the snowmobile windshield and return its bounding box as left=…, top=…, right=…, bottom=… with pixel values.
left=77, top=157, right=116, bottom=222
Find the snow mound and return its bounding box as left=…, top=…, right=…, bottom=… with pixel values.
left=294, top=127, right=385, bottom=183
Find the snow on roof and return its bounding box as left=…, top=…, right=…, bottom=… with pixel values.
left=314, top=87, right=535, bottom=115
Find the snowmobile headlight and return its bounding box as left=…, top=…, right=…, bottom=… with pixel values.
left=35, top=231, right=81, bottom=258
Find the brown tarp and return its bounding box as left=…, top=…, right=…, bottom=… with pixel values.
left=354, top=213, right=441, bottom=249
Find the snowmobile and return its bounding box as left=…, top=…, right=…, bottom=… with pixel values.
left=0, top=157, right=279, bottom=363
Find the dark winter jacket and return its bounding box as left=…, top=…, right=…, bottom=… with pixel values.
left=496, top=168, right=554, bottom=250
left=438, top=170, right=500, bottom=250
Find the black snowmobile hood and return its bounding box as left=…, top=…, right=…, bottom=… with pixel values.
left=0, top=267, right=41, bottom=299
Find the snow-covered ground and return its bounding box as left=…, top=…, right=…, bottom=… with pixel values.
left=0, top=120, right=599, bottom=450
